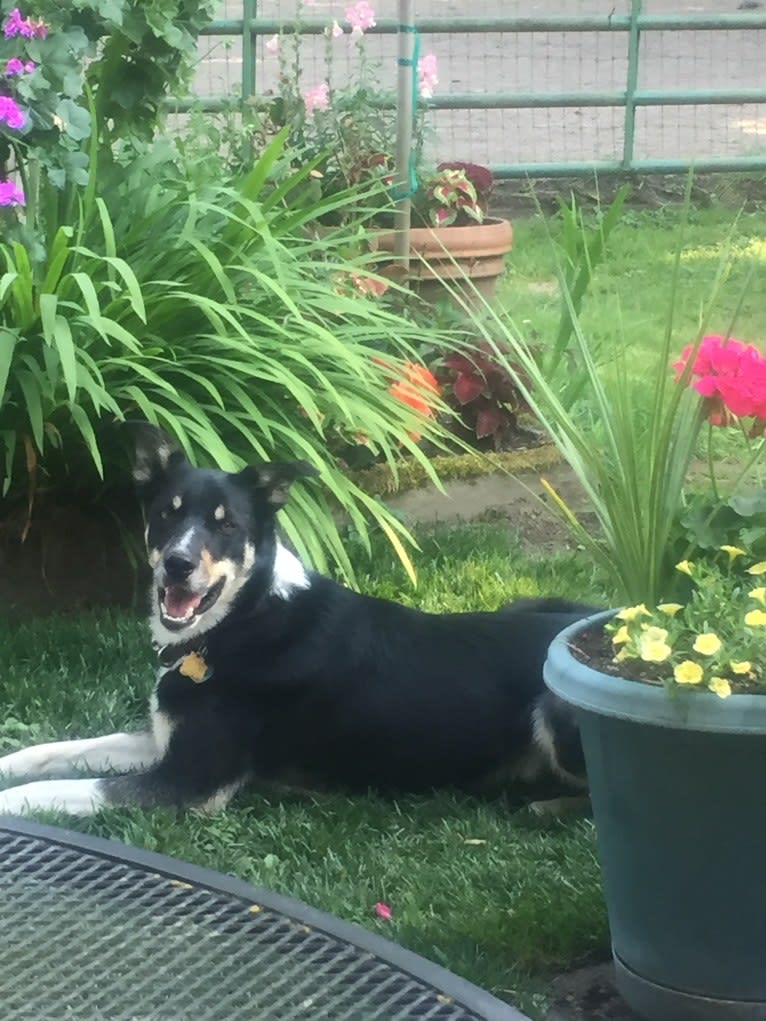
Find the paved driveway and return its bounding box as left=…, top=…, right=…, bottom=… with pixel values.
left=193, top=1, right=765, bottom=168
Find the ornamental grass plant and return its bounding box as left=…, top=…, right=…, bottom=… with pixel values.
left=460, top=194, right=766, bottom=695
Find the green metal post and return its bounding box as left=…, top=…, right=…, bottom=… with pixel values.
left=242, top=0, right=257, bottom=101
left=622, top=0, right=642, bottom=170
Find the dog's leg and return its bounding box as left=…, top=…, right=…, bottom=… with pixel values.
left=0, top=716, right=250, bottom=817
left=528, top=795, right=591, bottom=818
left=0, top=732, right=158, bottom=781
left=0, top=777, right=110, bottom=816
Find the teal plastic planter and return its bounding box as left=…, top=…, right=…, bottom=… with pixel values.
left=545, top=611, right=766, bottom=1021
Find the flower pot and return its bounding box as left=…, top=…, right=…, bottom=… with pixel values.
left=544, top=610, right=766, bottom=1021
left=376, top=218, right=513, bottom=305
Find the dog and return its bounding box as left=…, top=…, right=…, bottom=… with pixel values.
left=0, top=424, right=595, bottom=816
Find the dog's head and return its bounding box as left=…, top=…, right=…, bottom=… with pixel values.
left=130, top=423, right=317, bottom=643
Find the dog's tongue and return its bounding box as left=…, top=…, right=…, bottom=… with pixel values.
left=163, top=586, right=203, bottom=620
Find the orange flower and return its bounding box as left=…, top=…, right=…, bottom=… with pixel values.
left=351, top=273, right=389, bottom=298
left=390, top=363, right=440, bottom=415
left=388, top=362, right=440, bottom=441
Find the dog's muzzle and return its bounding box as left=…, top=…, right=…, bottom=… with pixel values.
left=158, top=552, right=225, bottom=631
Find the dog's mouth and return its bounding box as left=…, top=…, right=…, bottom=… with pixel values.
left=158, top=577, right=226, bottom=631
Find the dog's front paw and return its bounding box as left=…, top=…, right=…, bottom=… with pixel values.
left=0, top=779, right=106, bottom=817
left=0, top=745, right=55, bottom=781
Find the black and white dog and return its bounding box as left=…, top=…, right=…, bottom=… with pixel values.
left=0, top=425, right=593, bottom=816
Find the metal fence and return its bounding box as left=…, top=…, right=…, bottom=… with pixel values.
left=189, top=1, right=766, bottom=178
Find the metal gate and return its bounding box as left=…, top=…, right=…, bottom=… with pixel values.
left=190, top=1, right=766, bottom=177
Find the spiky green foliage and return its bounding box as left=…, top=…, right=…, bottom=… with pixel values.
left=0, top=132, right=451, bottom=579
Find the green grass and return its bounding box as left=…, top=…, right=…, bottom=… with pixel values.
left=0, top=525, right=612, bottom=1019
left=500, top=204, right=766, bottom=372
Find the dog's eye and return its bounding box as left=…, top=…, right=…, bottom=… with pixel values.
left=161, top=495, right=184, bottom=519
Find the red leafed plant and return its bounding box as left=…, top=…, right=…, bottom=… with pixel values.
left=437, top=341, right=534, bottom=450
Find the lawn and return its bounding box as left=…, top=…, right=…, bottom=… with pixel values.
left=2, top=199, right=765, bottom=1018
left=500, top=202, right=766, bottom=374
left=0, top=527, right=612, bottom=1018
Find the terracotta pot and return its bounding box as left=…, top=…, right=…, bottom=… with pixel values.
left=376, top=217, right=513, bottom=304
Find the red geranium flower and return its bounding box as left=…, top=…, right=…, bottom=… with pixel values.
left=673, top=334, right=766, bottom=428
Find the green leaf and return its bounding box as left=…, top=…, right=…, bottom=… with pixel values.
left=16, top=370, right=45, bottom=452
left=55, top=98, right=92, bottom=141
left=68, top=402, right=103, bottom=477
left=0, top=328, right=18, bottom=404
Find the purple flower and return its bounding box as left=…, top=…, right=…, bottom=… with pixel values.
left=5, top=58, right=36, bottom=76
left=3, top=7, right=30, bottom=38
left=0, top=95, right=25, bottom=130
left=3, top=8, right=47, bottom=39
left=0, top=179, right=25, bottom=206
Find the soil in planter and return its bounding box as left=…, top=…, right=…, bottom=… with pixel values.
left=571, top=622, right=765, bottom=695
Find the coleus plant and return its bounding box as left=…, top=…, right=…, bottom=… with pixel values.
left=423, top=161, right=494, bottom=227
left=438, top=340, right=533, bottom=450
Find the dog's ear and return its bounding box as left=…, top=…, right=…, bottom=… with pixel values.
left=125, top=421, right=187, bottom=490
left=237, top=460, right=319, bottom=507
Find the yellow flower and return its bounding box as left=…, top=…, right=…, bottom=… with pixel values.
left=613, top=647, right=633, bottom=663
left=708, top=677, right=732, bottom=699
left=658, top=603, right=683, bottom=617
left=730, top=661, right=751, bottom=675
left=745, top=609, right=766, bottom=627
left=674, top=661, right=703, bottom=685
left=693, top=632, right=722, bottom=656
left=616, top=604, right=651, bottom=622
left=720, top=545, right=746, bottom=562
left=641, top=642, right=672, bottom=663
left=747, top=562, right=766, bottom=576
left=749, top=587, right=766, bottom=606
left=640, top=628, right=671, bottom=663
left=643, top=626, right=668, bottom=643
left=612, top=625, right=630, bottom=645
left=675, top=560, right=693, bottom=576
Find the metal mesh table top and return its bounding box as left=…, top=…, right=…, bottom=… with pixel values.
left=0, top=818, right=526, bottom=1021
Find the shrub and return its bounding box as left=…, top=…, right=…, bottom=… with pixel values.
left=0, top=132, right=451, bottom=581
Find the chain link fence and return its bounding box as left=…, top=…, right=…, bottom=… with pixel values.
left=190, top=1, right=766, bottom=175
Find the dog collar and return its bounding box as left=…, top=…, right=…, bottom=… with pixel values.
left=156, top=641, right=213, bottom=683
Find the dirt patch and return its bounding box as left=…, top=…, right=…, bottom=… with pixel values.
left=0, top=491, right=148, bottom=617
left=388, top=460, right=596, bottom=553
left=544, top=963, right=642, bottom=1021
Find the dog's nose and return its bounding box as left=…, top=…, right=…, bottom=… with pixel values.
left=163, top=553, right=195, bottom=581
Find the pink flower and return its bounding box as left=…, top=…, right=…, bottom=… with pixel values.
left=4, top=57, right=34, bottom=76
left=303, top=81, right=330, bottom=117
left=373, top=901, right=392, bottom=921
left=418, top=53, right=438, bottom=98
left=325, top=19, right=344, bottom=38
left=0, top=179, right=25, bottom=206
left=346, top=1, right=376, bottom=34
left=3, top=7, right=46, bottom=39
left=3, top=7, right=28, bottom=37
left=265, top=33, right=279, bottom=55
left=673, top=334, right=766, bottom=426
left=0, top=95, right=25, bottom=130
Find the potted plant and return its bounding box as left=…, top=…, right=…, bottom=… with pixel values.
left=463, top=223, right=766, bottom=1018
left=377, top=162, right=513, bottom=303
left=260, top=7, right=511, bottom=302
